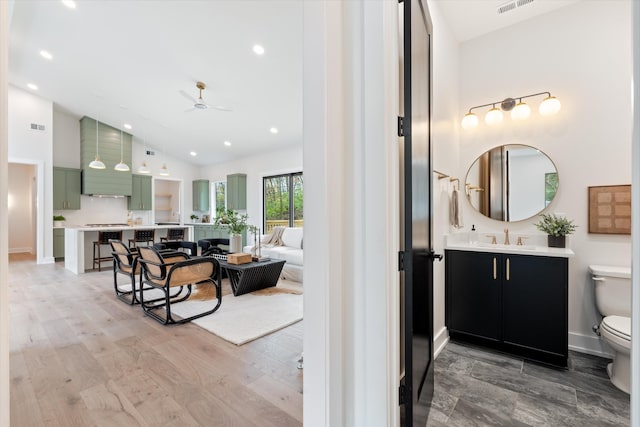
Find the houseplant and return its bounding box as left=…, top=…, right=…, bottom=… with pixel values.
left=534, top=213, right=577, bottom=248
left=53, top=215, right=66, bottom=228
left=214, top=209, right=248, bottom=253
left=190, top=214, right=199, bottom=222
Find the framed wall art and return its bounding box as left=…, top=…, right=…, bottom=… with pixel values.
left=588, top=185, right=631, bottom=234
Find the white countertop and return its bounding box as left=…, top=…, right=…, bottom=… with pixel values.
left=67, top=224, right=194, bottom=231
left=445, top=241, right=574, bottom=258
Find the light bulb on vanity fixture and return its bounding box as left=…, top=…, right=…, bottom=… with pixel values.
left=460, top=91, right=561, bottom=129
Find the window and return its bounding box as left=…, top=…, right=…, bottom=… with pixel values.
left=263, top=172, right=303, bottom=232
left=213, top=181, right=226, bottom=216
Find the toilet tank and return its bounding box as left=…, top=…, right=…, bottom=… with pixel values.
left=590, top=265, right=632, bottom=317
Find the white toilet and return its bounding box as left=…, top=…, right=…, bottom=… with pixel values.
left=590, top=264, right=632, bottom=394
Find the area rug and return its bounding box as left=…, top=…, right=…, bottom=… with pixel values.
left=154, top=280, right=303, bottom=345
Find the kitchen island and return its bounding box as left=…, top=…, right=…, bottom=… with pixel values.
left=64, top=224, right=194, bottom=274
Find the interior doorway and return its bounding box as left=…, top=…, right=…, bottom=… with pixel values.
left=8, top=162, right=37, bottom=256
left=153, top=178, right=182, bottom=225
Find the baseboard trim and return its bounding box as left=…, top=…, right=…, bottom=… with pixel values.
left=434, top=326, right=449, bottom=358
left=569, top=331, right=614, bottom=358
left=8, top=247, right=32, bottom=254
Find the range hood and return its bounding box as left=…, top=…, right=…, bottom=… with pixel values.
left=80, top=116, right=133, bottom=196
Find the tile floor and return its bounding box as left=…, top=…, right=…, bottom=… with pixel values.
left=427, top=341, right=630, bottom=426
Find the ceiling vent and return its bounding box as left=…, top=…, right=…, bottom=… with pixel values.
left=497, top=0, right=534, bottom=15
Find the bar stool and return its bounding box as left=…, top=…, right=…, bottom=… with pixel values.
left=93, top=230, right=123, bottom=272
left=128, top=229, right=155, bottom=249
left=160, top=227, right=185, bottom=242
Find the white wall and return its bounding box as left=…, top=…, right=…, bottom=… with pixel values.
left=428, top=0, right=461, bottom=355
left=8, top=163, right=36, bottom=252
left=52, top=108, right=80, bottom=168
left=198, top=144, right=302, bottom=229
left=8, top=84, right=53, bottom=263
left=457, top=0, right=632, bottom=355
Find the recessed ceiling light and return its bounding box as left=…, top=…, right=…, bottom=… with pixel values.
left=253, top=44, right=265, bottom=55
left=190, top=151, right=197, bottom=156
left=39, top=50, right=53, bottom=60
left=61, top=0, right=76, bottom=9
left=270, top=127, right=278, bottom=134
left=123, top=123, right=132, bottom=130
left=224, top=141, right=231, bottom=147
left=27, top=83, right=38, bottom=91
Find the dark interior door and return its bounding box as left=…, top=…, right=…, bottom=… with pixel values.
left=400, top=0, right=434, bottom=425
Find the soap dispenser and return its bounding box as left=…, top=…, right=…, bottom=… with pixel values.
left=469, top=224, right=478, bottom=244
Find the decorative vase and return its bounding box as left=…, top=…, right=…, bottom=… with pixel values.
left=547, top=235, right=566, bottom=248
left=229, top=233, right=242, bottom=253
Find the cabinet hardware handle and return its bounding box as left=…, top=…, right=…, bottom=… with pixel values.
left=493, top=257, right=497, bottom=280
left=506, top=258, right=510, bottom=281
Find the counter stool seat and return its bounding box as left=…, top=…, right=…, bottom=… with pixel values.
left=93, top=230, right=123, bottom=272
left=128, top=229, right=155, bottom=249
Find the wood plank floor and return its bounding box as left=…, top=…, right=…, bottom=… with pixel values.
left=8, top=253, right=303, bottom=426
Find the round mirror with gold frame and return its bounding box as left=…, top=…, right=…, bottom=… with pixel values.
left=465, top=144, right=558, bottom=222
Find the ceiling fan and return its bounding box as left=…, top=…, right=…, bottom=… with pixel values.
left=180, top=81, right=232, bottom=112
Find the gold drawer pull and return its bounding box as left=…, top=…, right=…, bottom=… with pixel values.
left=493, top=257, right=497, bottom=280
left=506, top=258, right=510, bottom=281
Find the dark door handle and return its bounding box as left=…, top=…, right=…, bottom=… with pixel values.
left=428, top=250, right=443, bottom=262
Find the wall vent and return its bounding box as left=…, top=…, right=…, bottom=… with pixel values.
left=497, top=0, right=534, bottom=15
left=146, top=150, right=155, bottom=156
left=29, top=123, right=46, bottom=131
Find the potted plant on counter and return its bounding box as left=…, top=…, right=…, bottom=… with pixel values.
left=214, top=209, right=248, bottom=253
left=53, top=215, right=66, bottom=228
left=190, top=214, right=199, bottom=223
left=534, top=213, right=577, bottom=248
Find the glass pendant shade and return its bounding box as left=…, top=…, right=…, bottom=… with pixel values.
left=138, top=162, right=151, bottom=174
left=89, top=157, right=106, bottom=169
left=159, top=163, right=170, bottom=176
left=114, top=129, right=130, bottom=172
left=485, top=107, right=503, bottom=125
left=539, top=95, right=561, bottom=116
left=461, top=112, right=479, bottom=129
left=511, top=101, right=531, bottom=120
left=89, top=119, right=106, bottom=169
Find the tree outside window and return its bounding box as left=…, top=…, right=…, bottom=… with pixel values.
left=263, top=172, right=303, bottom=232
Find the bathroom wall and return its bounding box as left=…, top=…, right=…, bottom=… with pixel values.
left=456, top=0, right=632, bottom=355
left=428, top=0, right=462, bottom=355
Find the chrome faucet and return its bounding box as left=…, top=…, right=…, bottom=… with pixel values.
left=504, top=228, right=510, bottom=245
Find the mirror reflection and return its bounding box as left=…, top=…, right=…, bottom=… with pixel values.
left=465, top=144, right=558, bottom=222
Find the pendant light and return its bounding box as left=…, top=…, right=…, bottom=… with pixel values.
left=159, top=163, right=170, bottom=176
left=88, top=119, right=106, bottom=169
left=114, top=129, right=130, bottom=171
left=138, top=127, right=151, bottom=174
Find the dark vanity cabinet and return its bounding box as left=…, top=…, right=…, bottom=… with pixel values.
left=446, top=249, right=568, bottom=367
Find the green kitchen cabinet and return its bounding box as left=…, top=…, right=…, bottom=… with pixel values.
left=53, top=228, right=65, bottom=259
left=53, top=167, right=81, bottom=210
left=128, top=174, right=152, bottom=210
left=226, top=173, right=246, bottom=211
left=192, top=179, right=210, bottom=212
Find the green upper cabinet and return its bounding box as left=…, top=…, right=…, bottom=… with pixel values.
left=80, top=116, right=133, bottom=196
left=226, top=173, right=247, bottom=211
left=128, top=174, right=152, bottom=211
left=53, top=167, right=81, bottom=210
left=192, top=179, right=210, bottom=212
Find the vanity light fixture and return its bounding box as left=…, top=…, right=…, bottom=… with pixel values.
left=461, top=91, right=561, bottom=129
left=88, top=119, right=106, bottom=169
left=114, top=129, right=130, bottom=172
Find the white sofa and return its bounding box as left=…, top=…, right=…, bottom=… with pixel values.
left=243, top=227, right=303, bottom=283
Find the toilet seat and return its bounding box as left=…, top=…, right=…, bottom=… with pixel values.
left=601, top=315, right=631, bottom=347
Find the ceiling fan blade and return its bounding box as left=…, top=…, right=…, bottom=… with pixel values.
left=207, top=104, right=233, bottom=112
left=179, top=90, right=198, bottom=104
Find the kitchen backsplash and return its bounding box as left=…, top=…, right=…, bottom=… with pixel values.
left=54, top=195, right=152, bottom=226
